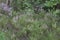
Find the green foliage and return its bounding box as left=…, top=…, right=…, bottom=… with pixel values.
left=44, top=1, right=58, bottom=7
left=0, top=0, right=60, bottom=40
left=0, top=31, right=7, bottom=40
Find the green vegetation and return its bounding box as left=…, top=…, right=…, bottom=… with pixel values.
left=0, top=0, right=60, bottom=40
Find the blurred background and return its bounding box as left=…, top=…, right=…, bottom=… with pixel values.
left=0, top=0, right=60, bottom=40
